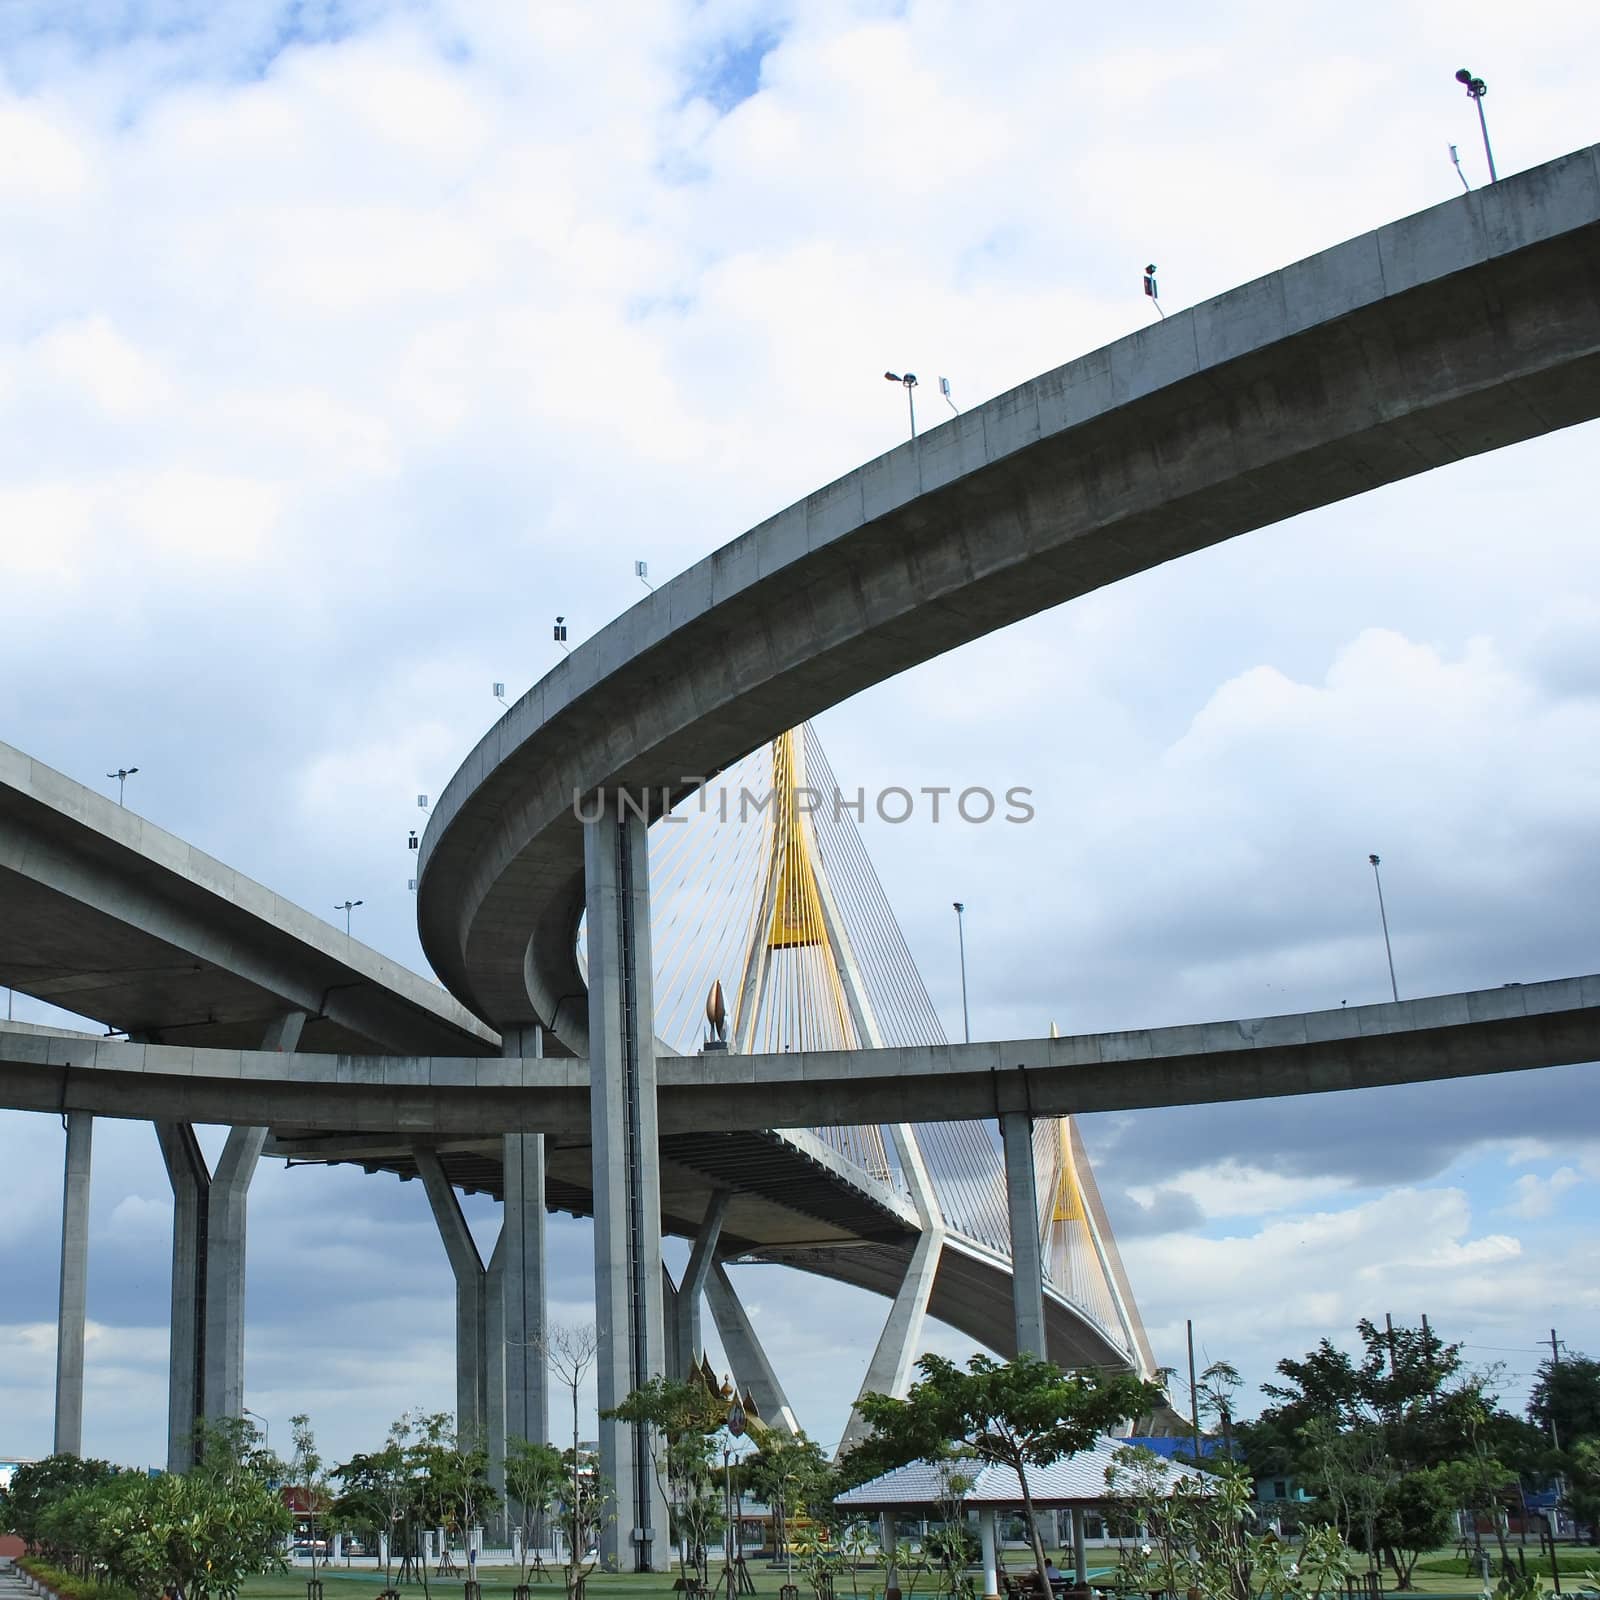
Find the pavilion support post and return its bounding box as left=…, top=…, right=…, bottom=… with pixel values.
left=585, top=801, right=670, bottom=1572
left=1000, top=1110, right=1047, bottom=1359
left=1071, top=1506, right=1087, bottom=1585
left=53, top=1111, right=93, bottom=1456
left=980, top=1507, right=1000, bottom=1600
left=881, top=1512, right=900, bottom=1600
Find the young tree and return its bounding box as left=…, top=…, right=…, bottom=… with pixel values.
left=543, top=1322, right=609, bottom=1596
left=1106, top=1447, right=1353, bottom=1600
left=857, top=1352, right=1163, bottom=1586
left=290, top=1413, right=333, bottom=1577
left=603, top=1375, right=728, bottom=1582
left=745, top=1435, right=834, bottom=1571
left=506, top=1438, right=565, bottom=1582
left=1200, top=1361, right=1244, bottom=1461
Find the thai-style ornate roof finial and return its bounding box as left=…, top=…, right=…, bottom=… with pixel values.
left=704, top=977, right=729, bottom=1051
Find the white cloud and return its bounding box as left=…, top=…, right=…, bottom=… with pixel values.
left=1504, top=1166, right=1585, bottom=1220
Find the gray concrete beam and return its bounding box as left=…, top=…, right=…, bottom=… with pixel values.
left=585, top=805, right=670, bottom=1572
left=53, top=1111, right=92, bottom=1455
left=4, top=974, right=1595, bottom=1135
left=703, top=1262, right=798, bottom=1437
left=1000, top=1113, right=1045, bottom=1359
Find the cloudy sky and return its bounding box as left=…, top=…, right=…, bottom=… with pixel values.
left=3, top=0, right=1599, bottom=1473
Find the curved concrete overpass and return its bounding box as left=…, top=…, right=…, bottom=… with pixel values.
left=418, top=144, right=1600, bottom=1044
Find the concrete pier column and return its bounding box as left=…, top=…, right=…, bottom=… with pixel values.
left=501, top=1122, right=548, bottom=1452
left=584, top=801, right=670, bottom=1572
left=204, top=1125, right=267, bottom=1423
left=1071, top=1506, right=1087, bottom=1584
left=53, top=1111, right=93, bottom=1455
left=202, top=1009, right=304, bottom=1429
left=155, top=1121, right=209, bottom=1469
left=417, top=1147, right=487, bottom=1444
left=662, top=1268, right=681, bottom=1383
left=980, top=1507, right=999, bottom=1600
left=675, top=1190, right=728, bottom=1374
left=705, top=1261, right=799, bottom=1436
left=486, top=1232, right=506, bottom=1514
left=1000, top=1111, right=1046, bottom=1359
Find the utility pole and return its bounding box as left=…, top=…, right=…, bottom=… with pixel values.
left=1385, top=1311, right=1399, bottom=1375
left=1187, top=1319, right=1202, bottom=1462
left=1547, top=1328, right=1564, bottom=1449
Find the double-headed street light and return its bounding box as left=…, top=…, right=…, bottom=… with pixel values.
left=335, top=899, right=363, bottom=936
left=107, top=767, right=139, bottom=806
left=1455, top=68, right=1497, bottom=183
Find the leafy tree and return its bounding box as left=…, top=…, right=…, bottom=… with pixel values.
left=506, top=1437, right=565, bottom=1581
left=1200, top=1361, right=1244, bottom=1461
left=1105, top=1446, right=1354, bottom=1600
left=744, top=1435, right=834, bottom=1570
left=0, top=1453, right=116, bottom=1558
left=1565, top=1437, right=1600, bottom=1546
left=290, top=1412, right=333, bottom=1577
left=857, top=1352, right=1163, bottom=1585
left=603, top=1375, right=728, bottom=1581
left=1369, top=1467, right=1456, bottom=1586
left=1528, top=1353, right=1600, bottom=1449
left=331, top=1444, right=408, bottom=1582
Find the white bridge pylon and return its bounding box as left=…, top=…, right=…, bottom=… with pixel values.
left=646, top=722, right=1158, bottom=1435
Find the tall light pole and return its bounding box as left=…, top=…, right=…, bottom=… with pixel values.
left=1367, top=855, right=1399, bottom=1003
left=1455, top=68, right=1497, bottom=182
left=335, top=899, right=363, bottom=936
left=106, top=767, right=138, bottom=806
left=243, top=1406, right=270, bottom=1454
left=884, top=370, right=918, bottom=440
left=953, top=901, right=970, bottom=1044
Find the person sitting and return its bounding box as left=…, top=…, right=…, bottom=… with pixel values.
left=1043, top=1558, right=1064, bottom=1592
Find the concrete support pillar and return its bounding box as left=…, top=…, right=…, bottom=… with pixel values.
left=1000, top=1111, right=1046, bottom=1359
left=486, top=1232, right=505, bottom=1515
left=204, top=1124, right=267, bottom=1424
left=675, top=1191, right=728, bottom=1377
left=53, top=1111, right=93, bottom=1455
left=881, top=1512, right=900, bottom=1600
left=704, top=1261, right=799, bottom=1436
left=836, top=1227, right=941, bottom=1455
left=662, top=1267, right=681, bottom=1384
left=202, top=1009, right=304, bottom=1429
left=501, top=1120, right=548, bottom=1453
left=1071, top=1506, right=1087, bottom=1584
left=417, top=1147, right=487, bottom=1445
left=980, top=1507, right=999, bottom=1600
left=155, top=1121, right=209, bottom=1470
left=584, top=802, right=670, bottom=1572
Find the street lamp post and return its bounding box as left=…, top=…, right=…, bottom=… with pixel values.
left=243, top=1407, right=270, bottom=1455
left=106, top=767, right=139, bottom=806
left=1455, top=68, right=1497, bottom=183
left=883, top=371, right=918, bottom=440
left=1367, top=855, right=1399, bottom=1003
left=335, top=899, right=363, bottom=936
left=952, top=902, right=970, bottom=1044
